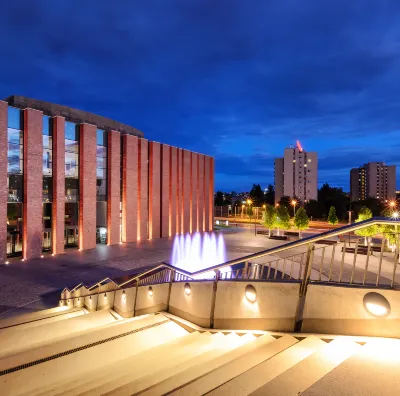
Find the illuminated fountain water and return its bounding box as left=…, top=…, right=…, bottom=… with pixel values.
left=171, top=232, right=229, bottom=279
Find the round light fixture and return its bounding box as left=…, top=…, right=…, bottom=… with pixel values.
left=122, top=290, right=126, bottom=300
left=245, top=285, right=257, bottom=303
left=363, top=292, right=390, bottom=318
left=184, top=283, right=191, bottom=296
left=148, top=286, right=153, bottom=297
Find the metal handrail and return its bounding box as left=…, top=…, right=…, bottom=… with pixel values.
left=64, top=217, right=399, bottom=291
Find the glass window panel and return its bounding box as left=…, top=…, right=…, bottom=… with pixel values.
left=8, top=156, right=22, bottom=174
left=96, top=156, right=107, bottom=168
left=65, top=152, right=79, bottom=178
left=8, top=107, right=21, bottom=130
left=65, top=122, right=79, bottom=141
left=96, top=168, right=106, bottom=179
left=96, top=129, right=106, bottom=146
left=7, top=128, right=21, bottom=144
left=96, top=146, right=107, bottom=157
left=65, top=140, right=79, bottom=153
left=43, top=177, right=53, bottom=202
left=8, top=174, right=23, bottom=202
left=42, top=115, right=52, bottom=136
left=43, top=135, right=52, bottom=150
left=43, top=149, right=52, bottom=175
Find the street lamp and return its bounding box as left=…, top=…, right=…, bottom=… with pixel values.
left=390, top=201, right=396, bottom=208
left=291, top=199, right=297, bottom=217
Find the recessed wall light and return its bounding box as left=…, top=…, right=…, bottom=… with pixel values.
left=245, top=285, right=257, bottom=303
left=363, top=292, right=390, bottom=317
left=184, top=283, right=191, bottom=296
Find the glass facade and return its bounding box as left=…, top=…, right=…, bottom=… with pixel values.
left=42, top=116, right=52, bottom=251
left=65, top=122, right=79, bottom=247
left=96, top=129, right=107, bottom=243
left=7, top=107, right=23, bottom=256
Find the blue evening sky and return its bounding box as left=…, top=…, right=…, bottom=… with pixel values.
left=1, top=1, right=400, bottom=192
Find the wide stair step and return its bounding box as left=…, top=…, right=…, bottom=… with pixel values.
left=249, top=337, right=362, bottom=396
left=78, top=331, right=232, bottom=396
left=107, top=332, right=246, bottom=396
left=0, top=306, right=84, bottom=330
left=0, top=309, right=118, bottom=360
left=0, top=314, right=186, bottom=396
left=301, top=339, right=400, bottom=396
left=50, top=330, right=204, bottom=396
left=170, top=334, right=297, bottom=396
left=139, top=333, right=257, bottom=396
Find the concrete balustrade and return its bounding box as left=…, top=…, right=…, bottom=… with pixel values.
left=169, top=281, right=215, bottom=328
left=214, top=281, right=300, bottom=331
left=302, top=284, right=400, bottom=338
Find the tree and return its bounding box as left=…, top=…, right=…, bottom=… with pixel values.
left=354, top=206, right=377, bottom=245
left=262, top=205, right=276, bottom=236
left=264, top=184, right=275, bottom=205
left=278, top=196, right=294, bottom=211
left=276, top=205, right=290, bottom=235
left=214, top=191, right=224, bottom=206
left=327, top=206, right=338, bottom=227
left=249, top=184, right=264, bottom=206
left=294, top=207, right=309, bottom=238
left=318, top=183, right=349, bottom=220
left=378, top=208, right=399, bottom=251
left=246, top=205, right=253, bottom=220
left=305, top=200, right=326, bottom=219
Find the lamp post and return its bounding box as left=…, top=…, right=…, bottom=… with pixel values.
left=291, top=199, right=297, bottom=218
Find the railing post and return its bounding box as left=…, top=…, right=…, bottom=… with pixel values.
left=300, top=243, right=314, bottom=296
left=133, top=279, right=139, bottom=317
left=295, top=243, right=314, bottom=333
left=391, top=235, right=399, bottom=288
left=243, top=261, right=249, bottom=279
left=166, top=269, right=175, bottom=312
left=350, top=241, right=359, bottom=284
left=210, top=269, right=220, bottom=329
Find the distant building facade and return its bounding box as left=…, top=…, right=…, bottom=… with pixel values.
left=0, top=95, right=214, bottom=262
left=274, top=141, right=318, bottom=204
left=350, top=162, right=396, bottom=202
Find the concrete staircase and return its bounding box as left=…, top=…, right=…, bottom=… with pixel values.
left=0, top=309, right=399, bottom=396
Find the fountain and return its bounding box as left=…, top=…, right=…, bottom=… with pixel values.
left=171, top=232, right=230, bottom=279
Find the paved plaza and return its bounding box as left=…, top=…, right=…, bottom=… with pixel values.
left=1, top=227, right=398, bottom=318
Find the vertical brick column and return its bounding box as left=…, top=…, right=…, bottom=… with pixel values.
left=209, top=156, right=215, bottom=231
left=160, top=144, right=170, bottom=238
left=79, top=123, right=97, bottom=250
left=170, top=147, right=177, bottom=236
left=23, top=109, right=43, bottom=260
left=198, top=154, right=205, bottom=232
left=107, top=130, right=121, bottom=245
left=138, top=138, right=148, bottom=240
left=191, top=152, right=198, bottom=233
left=177, top=149, right=183, bottom=234
left=52, top=116, right=65, bottom=255
left=149, top=141, right=161, bottom=239
left=0, top=102, right=7, bottom=263
left=122, top=134, right=138, bottom=242
left=204, top=156, right=210, bottom=232
left=183, top=150, right=191, bottom=234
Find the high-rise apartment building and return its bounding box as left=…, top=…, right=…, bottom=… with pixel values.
left=274, top=141, right=318, bottom=204
left=350, top=162, right=396, bottom=202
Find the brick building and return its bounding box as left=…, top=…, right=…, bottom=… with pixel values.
left=0, top=96, right=214, bottom=261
